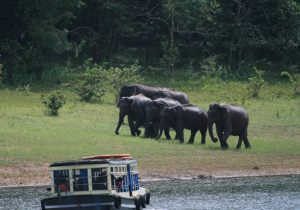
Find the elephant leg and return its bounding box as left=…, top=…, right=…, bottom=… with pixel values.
left=220, top=131, right=230, bottom=150
left=173, top=125, right=179, bottom=140
left=163, top=127, right=171, bottom=140
left=243, top=134, right=251, bottom=149
left=200, top=128, right=207, bottom=144
left=156, top=127, right=163, bottom=140
left=216, top=127, right=223, bottom=142
left=151, top=123, right=159, bottom=138
left=216, top=127, right=227, bottom=149
left=188, top=130, right=197, bottom=144
left=143, top=122, right=150, bottom=138
left=115, top=117, right=124, bottom=135
left=134, top=121, right=142, bottom=136
left=236, top=136, right=243, bottom=149
left=128, top=116, right=137, bottom=136
left=149, top=123, right=158, bottom=138
left=177, top=128, right=184, bottom=144
left=133, top=119, right=142, bottom=136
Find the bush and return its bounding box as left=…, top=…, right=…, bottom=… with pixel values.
left=41, top=91, right=66, bottom=116
left=104, top=62, right=143, bottom=102
left=248, top=67, right=265, bottom=98
left=74, top=60, right=143, bottom=102
left=75, top=65, right=106, bottom=102
left=281, top=71, right=300, bottom=95
left=199, top=56, right=227, bottom=79
left=16, top=84, right=31, bottom=95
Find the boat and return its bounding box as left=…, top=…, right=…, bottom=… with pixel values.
left=41, top=154, right=151, bottom=210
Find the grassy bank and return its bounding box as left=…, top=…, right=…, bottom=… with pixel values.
left=0, top=77, right=300, bottom=186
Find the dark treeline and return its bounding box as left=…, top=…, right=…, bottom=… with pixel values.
left=1, top=0, right=300, bottom=84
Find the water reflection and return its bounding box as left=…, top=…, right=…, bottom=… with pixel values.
left=0, top=175, right=299, bottom=210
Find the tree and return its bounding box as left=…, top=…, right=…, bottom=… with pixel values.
left=0, top=0, right=82, bottom=83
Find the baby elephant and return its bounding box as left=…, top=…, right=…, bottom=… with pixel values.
left=207, top=103, right=251, bottom=150
left=158, top=104, right=208, bottom=144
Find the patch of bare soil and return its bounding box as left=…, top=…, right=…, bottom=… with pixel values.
left=140, top=167, right=300, bottom=181
left=0, top=162, right=49, bottom=186
left=1, top=162, right=299, bottom=186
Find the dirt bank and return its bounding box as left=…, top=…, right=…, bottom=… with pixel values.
left=1, top=163, right=299, bottom=187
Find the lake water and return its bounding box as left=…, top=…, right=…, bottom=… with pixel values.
left=1, top=175, right=299, bottom=210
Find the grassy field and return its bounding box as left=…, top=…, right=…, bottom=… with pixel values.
left=0, top=77, right=300, bottom=186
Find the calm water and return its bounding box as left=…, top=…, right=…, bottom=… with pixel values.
left=1, top=175, right=299, bottom=210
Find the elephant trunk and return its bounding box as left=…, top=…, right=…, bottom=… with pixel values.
left=115, top=112, right=126, bottom=135
left=208, top=120, right=218, bottom=143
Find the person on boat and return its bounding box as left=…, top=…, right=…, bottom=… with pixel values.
left=116, top=177, right=123, bottom=192
left=57, top=179, right=69, bottom=192
left=58, top=182, right=69, bottom=192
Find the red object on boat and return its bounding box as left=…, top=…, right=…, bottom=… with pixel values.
left=82, top=154, right=132, bottom=160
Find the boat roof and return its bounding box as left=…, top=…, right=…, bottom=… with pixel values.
left=50, top=154, right=137, bottom=167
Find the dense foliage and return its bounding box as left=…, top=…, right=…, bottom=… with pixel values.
left=1, top=0, right=300, bottom=84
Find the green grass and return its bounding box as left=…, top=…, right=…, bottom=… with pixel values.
left=0, top=77, right=300, bottom=185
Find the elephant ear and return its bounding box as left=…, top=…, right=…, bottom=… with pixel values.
left=154, top=101, right=166, bottom=110
left=219, top=105, right=228, bottom=119
left=131, top=100, right=142, bottom=113
left=162, top=106, right=173, bottom=118
left=117, top=97, right=127, bottom=108
left=174, top=105, right=184, bottom=118
left=174, top=105, right=184, bottom=125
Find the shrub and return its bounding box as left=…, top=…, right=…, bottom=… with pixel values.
left=74, top=60, right=143, bottom=103
left=16, top=84, right=31, bottom=95
left=248, top=67, right=265, bottom=98
left=41, top=91, right=66, bottom=116
left=75, top=65, right=106, bottom=102
left=199, top=56, right=227, bottom=79
left=104, top=62, right=143, bottom=102
left=281, top=71, right=300, bottom=95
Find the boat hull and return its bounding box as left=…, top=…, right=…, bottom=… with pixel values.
left=42, top=194, right=116, bottom=210
left=41, top=192, right=149, bottom=210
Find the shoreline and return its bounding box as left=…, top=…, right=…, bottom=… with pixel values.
left=1, top=171, right=299, bottom=188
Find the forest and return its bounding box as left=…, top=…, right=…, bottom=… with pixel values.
left=1, top=0, right=300, bottom=85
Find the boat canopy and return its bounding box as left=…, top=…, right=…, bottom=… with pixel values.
left=48, top=155, right=139, bottom=195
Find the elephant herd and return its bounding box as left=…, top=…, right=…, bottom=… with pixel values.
left=115, top=84, right=251, bottom=150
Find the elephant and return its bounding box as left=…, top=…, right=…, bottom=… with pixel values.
left=119, top=84, right=189, bottom=104
left=115, top=94, right=158, bottom=137
left=157, top=104, right=208, bottom=144
left=207, top=103, right=251, bottom=150
left=144, top=98, right=181, bottom=139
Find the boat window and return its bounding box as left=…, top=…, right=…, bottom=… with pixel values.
left=91, top=168, right=108, bottom=190
left=72, top=169, right=88, bottom=191
left=53, top=170, right=70, bottom=193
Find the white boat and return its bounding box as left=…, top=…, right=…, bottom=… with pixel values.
left=41, top=154, right=150, bottom=210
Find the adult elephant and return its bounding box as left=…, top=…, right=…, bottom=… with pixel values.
left=119, top=84, right=189, bottom=104
left=207, top=103, right=251, bottom=150
left=144, top=98, right=181, bottom=139
left=158, top=105, right=208, bottom=144
left=115, top=94, right=157, bottom=137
